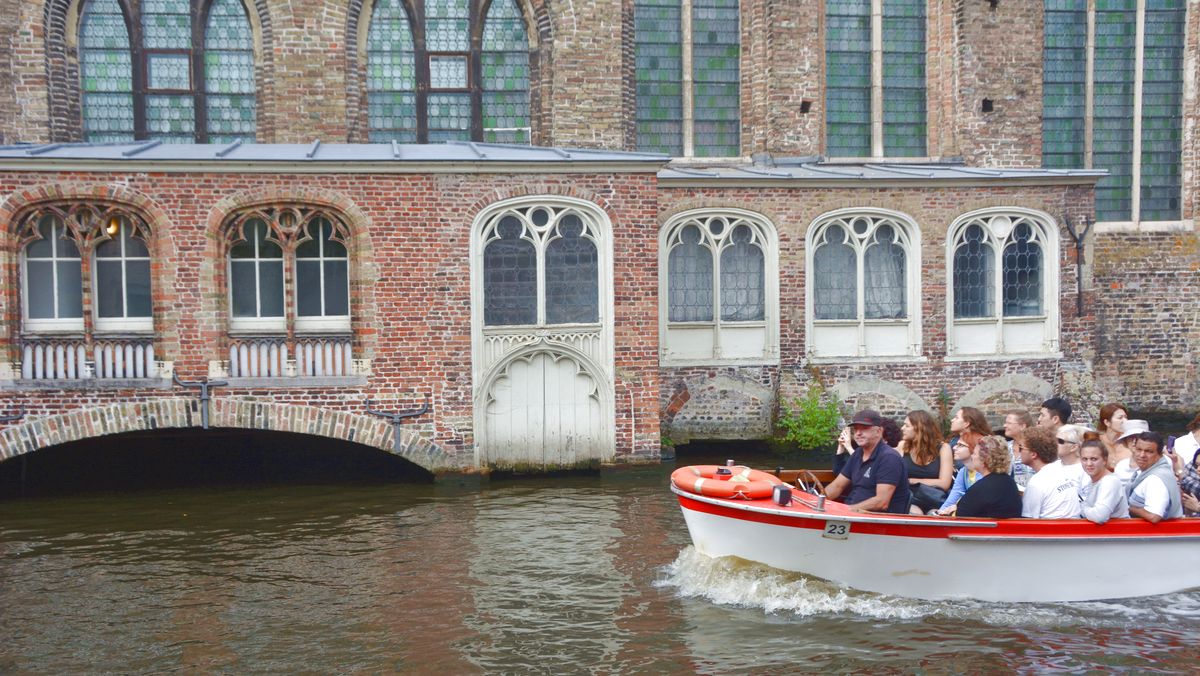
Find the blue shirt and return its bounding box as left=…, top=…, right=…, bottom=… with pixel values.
left=838, top=442, right=911, bottom=514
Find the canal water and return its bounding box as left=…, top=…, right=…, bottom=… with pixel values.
left=2, top=457, right=1198, bottom=673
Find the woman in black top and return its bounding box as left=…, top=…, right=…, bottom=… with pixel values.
left=898, top=410, right=953, bottom=515
left=955, top=435, right=1022, bottom=519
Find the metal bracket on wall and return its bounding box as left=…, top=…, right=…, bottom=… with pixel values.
left=1063, top=215, right=1094, bottom=318
left=364, top=396, right=431, bottom=452
left=0, top=405, right=25, bottom=424
left=173, top=374, right=228, bottom=430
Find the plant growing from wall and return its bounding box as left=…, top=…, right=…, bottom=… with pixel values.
left=777, top=383, right=843, bottom=451
left=935, top=385, right=953, bottom=437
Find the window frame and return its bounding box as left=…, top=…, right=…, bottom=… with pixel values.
left=944, top=207, right=1061, bottom=359
left=804, top=207, right=922, bottom=361
left=76, top=0, right=258, bottom=143
left=363, top=0, right=532, bottom=143
left=293, top=217, right=352, bottom=333
left=224, top=208, right=353, bottom=336
left=658, top=208, right=779, bottom=366
left=20, top=216, right=86, bottom=334
left=92, top=218, right=154, bottom=333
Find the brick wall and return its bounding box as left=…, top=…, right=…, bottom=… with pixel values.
left=0, top=168, right=663, bottom=464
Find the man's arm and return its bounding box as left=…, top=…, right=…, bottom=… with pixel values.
left=850, top=482, right=897, bottom=513
left=1129, top=505, right=1163, bottom=523
left=824, top=473, right=850, bottom=502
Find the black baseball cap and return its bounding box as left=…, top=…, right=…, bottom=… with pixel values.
left=850, top=409, right=884, bottom=427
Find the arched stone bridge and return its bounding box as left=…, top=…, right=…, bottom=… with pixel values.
left=0, top=398, right=463, bottom=475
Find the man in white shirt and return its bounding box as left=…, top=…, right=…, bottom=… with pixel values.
left=1020, top=425, right=1082, bottom=519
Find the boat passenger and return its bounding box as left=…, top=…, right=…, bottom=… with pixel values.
left=1180, top=449, right=1200, bottom=517
left=953, top=435, right=1022, bottom=519
left=1020, top=426, right=1082, bottom=519
left=1076, top=439, right=1129, bottom=524
left=1170, top=411, right=1200, bottom=470
left=881, top=417, right=903, bottom=448
left=1003, top=409, right=1035, bottom=491
left=1051, top=424, right=1089, bottom=483
left=1097, top=402, right=1132, bottom=470
left=934, top=408, right=991, bottom=516
left=822, top=409, right=912, bottom=514
left=1127, top=432, right=1183, bottom=523
left=1111, top=419, right=1151, bottom=491
left=898, top=410, right=953, bottom=516
left=1038, top=396, right=1072, bottom=432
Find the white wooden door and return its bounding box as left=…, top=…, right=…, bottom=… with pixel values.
left=484, top=351, right=605, bottom=468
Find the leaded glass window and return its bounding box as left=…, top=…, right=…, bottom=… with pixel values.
left=1041, top=0, right=1183, bottom=222
left=811, top=213, right=912, bottom=321
left=665, top=214, right=768, bottom=323
left=22, top=216, right=84, bottom=324
left=79, top=0, right=135, bottom=142
left=482, top=205, right=602, bottom=327
left=296, top=219, right=350, bottom=319
left=951, top=214, right=1049, bottom=319
left=95, top=219, right=152, bottom=324
left=366, top=0, right=530, bottom=144
left=634, top=0, right=739, bottom=157
left=825, top=0, right=926, bottom=158
left=77, top=0, right=257, bottom=142
left=230, top=219, right=284, bottom=321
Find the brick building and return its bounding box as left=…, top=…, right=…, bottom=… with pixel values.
left=0, top=0, right=1196, bottom=473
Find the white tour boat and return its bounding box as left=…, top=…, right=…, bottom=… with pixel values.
left=671, top=465, right=1200, bottom=602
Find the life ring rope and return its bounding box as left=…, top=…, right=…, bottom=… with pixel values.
left=671, top=465, right=784, bottom=500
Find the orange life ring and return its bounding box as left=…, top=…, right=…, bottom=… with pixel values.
left=671, top=465, right=784, bottom=500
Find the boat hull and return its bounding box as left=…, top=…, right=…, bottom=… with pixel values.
left=676, top=488, right=1200, bottom=602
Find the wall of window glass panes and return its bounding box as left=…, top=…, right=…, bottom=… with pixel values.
left=634, top=0, right=739, bottom=157
left=1041, top=0, right=1184, bottom=222
left=78, top=0, right=257, bottom=143
left=366, top=0, right=531, bottom=143
left=824, top=0, right=926, bottom=158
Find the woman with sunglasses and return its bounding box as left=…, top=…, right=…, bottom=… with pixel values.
left=1077, top=439, right=1129, bottom=524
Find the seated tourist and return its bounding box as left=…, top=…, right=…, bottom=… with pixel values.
left=1076, top=439, right=1129, bottom=524
left=954, top=435, right=1022, bottom=519
left=930, top=408, right=990, bottom=515
left=1097, top=402, right=1132, bottom=470
left=823, top=410, right=912, bottom=514
left=1003, top=409, right=1035, bottom=491
left=1111, top=419, right=1151, bottom=490
left=1180, top=450, right=1200, bottom=517
left=1053, top=424, right=1090, bottom=482
left=1020, top=426, right=1082, bottom=519
left=1127, top=432, right=1183, bottom=523
left=1038, top=396, right=1072, bottom=432
left=1172, top=411, right=1200, bottom=470
left=897, top=410, right=953, bottom=515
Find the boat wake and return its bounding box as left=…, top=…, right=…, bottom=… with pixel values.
left=657, top=546, right=1200, bottom=628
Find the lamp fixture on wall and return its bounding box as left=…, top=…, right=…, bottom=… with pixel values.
left=105, top=215, right=122, bottom=237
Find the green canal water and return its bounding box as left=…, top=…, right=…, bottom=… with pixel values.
left=1, top=454, right=1198, bottom=673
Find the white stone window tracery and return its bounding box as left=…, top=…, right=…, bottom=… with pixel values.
left=660, top=209, right=778, bottom=365
left=806, top=209, right=921, bottom=360
left=946, top=208, right=1060, bottom=358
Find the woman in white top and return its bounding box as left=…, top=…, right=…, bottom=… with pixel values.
left=1078, top=439, right=1129, bottom=524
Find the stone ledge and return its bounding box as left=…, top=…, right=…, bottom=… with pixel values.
left=0, top=378, right=175, bottom=391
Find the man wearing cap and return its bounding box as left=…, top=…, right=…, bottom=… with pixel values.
left=823, top=410, right=912, bottom=514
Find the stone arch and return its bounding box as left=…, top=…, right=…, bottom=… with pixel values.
left=957, top=373, right=1055, bottom=425
left=829, top=376, right=930, bottom=420
left=43, top=0, right=276, bottom=142
left=0, top=182, right=180, bottom=349
left=0, top=398, right=462, bottom=473
left=202, top=186, right=378, bottom=363
left=344, top=0, right=551, bottom=142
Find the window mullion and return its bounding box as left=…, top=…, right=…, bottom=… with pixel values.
left=856, top=243, right=866, bottom=357
left=536, top=238, right=546, bottom=326
left=711, top=244, right=721, bottom=358
left=1130, top=0, right=1145, bottom=223
left=681, top=0, right=694, bottom=157
left=993, top=240, right=1004, bottom=351
left=870, top=0, right=884, bottom=158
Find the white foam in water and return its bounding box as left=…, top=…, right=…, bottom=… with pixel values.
left=658, top=546, right=1200, bottom=630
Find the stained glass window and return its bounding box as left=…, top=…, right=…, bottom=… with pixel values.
left=667, top=226, right=713, bottom=322
left=366, top=0, right=530, bottom=144
left=634, top=0, right=738, bottom=156
left=863, top=224, right=907, bottom=319
left=79, top=0, right=135, bottom=142
left=545, top=215, right=599, bottom=324
left=666, top=215, right=768, bottom=324
left=482, top=0, right=530, bottom=143
left=881, top=0, right=925, bottom=157
left=1002, top=224, right=1042, bottom=317
left=1043, top=0, right=1183, bottom=222
left=719, top=225, right=763, bottom=321
left=813, top=226, right=857, bottom=320
left=483, top=216, right=537, bottom=326
left=205, top=0, right=257, bottom=143
left=78, top=0, right=256, bottom=142
left=1042, top=0, right=1086, bottom=170
left=953, top=225, right=994, bottom=319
